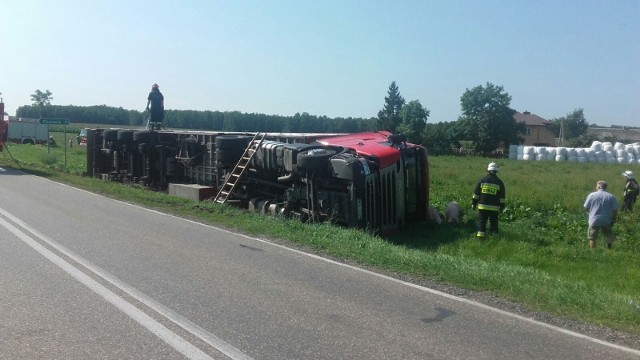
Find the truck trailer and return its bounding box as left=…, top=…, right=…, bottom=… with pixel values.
left=86, top=128, right=429, bottom=232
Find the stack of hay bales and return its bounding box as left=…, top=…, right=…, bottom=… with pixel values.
left=509, top=141, right=640, bottom=164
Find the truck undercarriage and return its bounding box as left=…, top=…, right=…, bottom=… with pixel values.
left=86, top=128, right=429, bottom=232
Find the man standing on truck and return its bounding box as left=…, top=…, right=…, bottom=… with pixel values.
left=145, top=83, right=164, bottom=130
left=472, top=162, right=506, bottom=239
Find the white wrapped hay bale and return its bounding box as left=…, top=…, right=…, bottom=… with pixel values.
left=605, top=150, right=615, bottom=161
left=625, top=144, right=636, bottom=155
left=557, top=147, right=567, bottom=157
left=522, top=154, right=532, bottom=161
left=614, top=142, right=625, bottom=151
left=576, top=148, right=587, bottom=157
left=591, top=141, right=602, bottom=152
left=509, top=145, right=518, bottom=159
left=546, top=147, right=556, bottom=161
left=555, top=155, right=565, bottom=162
left=577, top=156, right=587, bottom=163
left=523, top=146, right=535, bottom=156
left=602, top=142, right=613, bottom=152
left=536, top=154, right=546, bottom=161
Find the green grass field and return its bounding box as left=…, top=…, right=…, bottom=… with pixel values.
left=1, top=132, right=639, bottom=335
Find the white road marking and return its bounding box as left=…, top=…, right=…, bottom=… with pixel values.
left=0, top=207, right=252, bottom=360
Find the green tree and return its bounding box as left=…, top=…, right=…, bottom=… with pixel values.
left=423, top=122, right=457, bottom=155
left=456, top=82, right=523, bottom=154
left=397, top=100, right=429, bottom=143
left=30, top=89, right=53, bottom=107
left=549, top=108, right=589, bottom=141
left=30, top=89, right=53, bottom=117
left=568, top=133, right=599, bottom=148
left=376, top=81, right=405, bottom=133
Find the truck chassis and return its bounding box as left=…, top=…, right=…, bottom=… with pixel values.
left=86, top=129, right=429, bottom=232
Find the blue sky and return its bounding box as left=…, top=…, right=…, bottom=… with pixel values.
left=1, top=0, right=638, bottom=126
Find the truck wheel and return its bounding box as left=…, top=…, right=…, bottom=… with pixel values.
left=117, top=130, right=135, bottom=142
left=297, top=148, right=337, bottom=169
left=216, top=149, right=242, bottom=165
left=103, top=129, right=119, bottom=142
left=133, top=130, right=158, bottom=144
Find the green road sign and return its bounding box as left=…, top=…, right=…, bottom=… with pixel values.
left=39, top=118, right=69, bottom=125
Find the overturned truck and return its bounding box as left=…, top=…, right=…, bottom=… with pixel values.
left=86, top=129, right=429, bottom=232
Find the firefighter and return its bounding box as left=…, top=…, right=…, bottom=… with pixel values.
left=472, top=162, right=506, bottom=239
left=145, top=83, right=164, bottom=130
left=621, top=170, right=639, bottom=212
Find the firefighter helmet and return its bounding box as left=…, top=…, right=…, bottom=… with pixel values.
left=621, top=170, right=634, bottom=179
left=487, top=162, right=499, bottom=172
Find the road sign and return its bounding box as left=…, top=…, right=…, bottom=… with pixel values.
left=39, top=118, right=69, bottom=125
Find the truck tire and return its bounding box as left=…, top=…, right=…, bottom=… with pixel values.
left=133, top=130, right=158, bottom=144
left=117, top=130, right=135, bottom=142
left=103, top=129, right=119, bottom=142
left=297, top=148, right=337, bottom=169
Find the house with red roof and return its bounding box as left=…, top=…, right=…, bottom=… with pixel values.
left=514, top=111, right=557, bottom=146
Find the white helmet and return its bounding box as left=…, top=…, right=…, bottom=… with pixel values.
left=621, top=170, right=634, bottom=179
left=487, top=162, right=499, bottom=172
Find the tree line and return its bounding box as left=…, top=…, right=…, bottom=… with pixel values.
left=18, top=83, right=612, bottom=155
left=16, top=104, right=376, bottom=134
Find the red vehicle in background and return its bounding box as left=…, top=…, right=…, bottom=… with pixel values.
left=77, top=128, right=89, bottom=145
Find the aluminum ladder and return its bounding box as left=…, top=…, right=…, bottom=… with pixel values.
left=213, top=133, right=265, bottom=204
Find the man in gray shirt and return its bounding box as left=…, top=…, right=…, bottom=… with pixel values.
left=583, top=181, right=619, bottom=249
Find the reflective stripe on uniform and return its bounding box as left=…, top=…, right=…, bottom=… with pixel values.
left=477, top=204, right=500, bottom=211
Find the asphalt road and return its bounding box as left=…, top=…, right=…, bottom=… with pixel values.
left=0, top=166, right=638, bottom=359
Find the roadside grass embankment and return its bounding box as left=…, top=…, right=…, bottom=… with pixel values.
left=1, top=135, right=639, bottom=337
